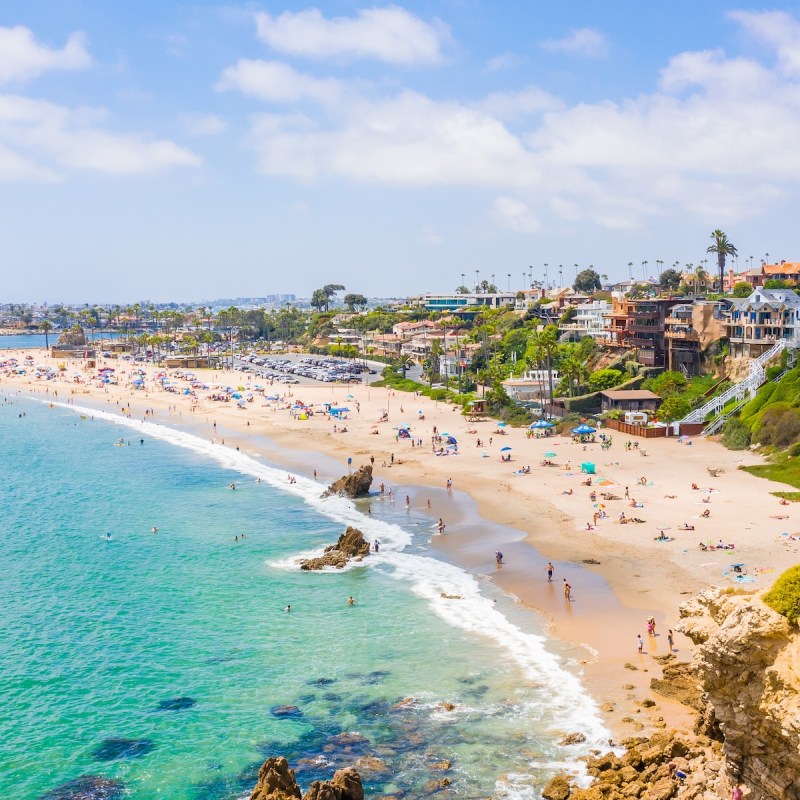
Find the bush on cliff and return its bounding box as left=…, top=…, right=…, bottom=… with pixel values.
left=763, top=565, right=800, bottom=625
left=721, top=418, right=751, bottom=450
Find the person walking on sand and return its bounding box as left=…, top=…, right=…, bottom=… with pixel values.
left=647, top=616, right=656, bottom=636
left=563, top=579, right=571, bottom=600
left=667, top=629, right=674, bottom=651
left=637, top=634, right=643, bottom=653
left=437, top=518, right=446, bottom=534
left=546, top=562, right=554, bottom=581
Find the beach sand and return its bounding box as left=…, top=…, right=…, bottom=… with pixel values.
left=5, top=350, right=799, bottom=735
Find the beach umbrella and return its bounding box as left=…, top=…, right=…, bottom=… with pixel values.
left=440, top=432, right=451, bottom=437
left=446, top=436, right=457, bottom=444
left=500, top=446, right=512, bottom=452
left=543, top=451, right=557, bottom=458
left=497, top=422, right=508, bottom=427
left=572, top=424, right=596, bottom=435
left=231, top=392, right=242, bottom=399
left=529, top=420, right=554, bottom=429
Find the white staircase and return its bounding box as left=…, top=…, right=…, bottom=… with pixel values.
left=681, top=339, right=788, bottom=426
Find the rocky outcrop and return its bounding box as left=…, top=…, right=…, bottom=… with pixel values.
left=56, top=326, right=87, bottom=347
left=322, top=466, right=373, bottom=499
left=249, top=757, right=363, bottom=800
left=678, top=589, right=800, bottom=800
left=553, top=731, right=727, bottom=800
left=299, top=527, right=370, bottom=570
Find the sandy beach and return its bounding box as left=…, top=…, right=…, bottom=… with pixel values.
left=5, top=349, right=798, bottom=736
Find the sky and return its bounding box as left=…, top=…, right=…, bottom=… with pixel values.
left=2, top=1, right=800, bottom=303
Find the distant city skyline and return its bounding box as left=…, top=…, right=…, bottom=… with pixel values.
left=2, top=1, right=800, bottom=303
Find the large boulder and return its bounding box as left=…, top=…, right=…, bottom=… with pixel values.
left=56, top=326, right=87, bottom=347
left=249, top=757, right=302, bottom=800
left=322, top=465, right=373, bottom=499
left=300, top=527, right=371, bottom=570
left=249, top=758, right=363, bottom=800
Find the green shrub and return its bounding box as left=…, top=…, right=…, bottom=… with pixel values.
left=763, top=565, right=800, bottom=624
left=766, top=365, right=783, bottom=382
left=645, top=370, right=688, bottom=398
left=754, top=405, right=800, bottom=448
left=789, top=442, right=800, bottom=457
left=587, top=368, right=624, bottom=392
left=429, top=388, right=448, bottom=401
left=721, top=418, right=751, bottom=450
left=657, top=396, right=691, bottom=421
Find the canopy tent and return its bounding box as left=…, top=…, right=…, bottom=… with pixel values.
left=572, top=424, right=596, bottom=435
left=529, top=420, right=554, bottom=429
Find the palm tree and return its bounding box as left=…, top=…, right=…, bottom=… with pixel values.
left=40, top=319, right=53, bottom=348
left=707, top=230, right=738, bottom=294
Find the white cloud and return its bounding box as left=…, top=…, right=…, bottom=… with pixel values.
left=234, top=9, right=800, bottom=231
left=540, top=27, right=608, bottom=58
left=491, top=197, right=540, bottom=233
left=0, top=94, right=200, bottom=179
left=248, top=91, right=535, bottom=186
left=254, top=7, right=447, bottom=64
left=728, top=10, right=800, bottom=78
left=216, top=60, right=343, bottom=105
left=419, top=225, right=442, bottom=245
left=0, top=26, right=91, bottom=84
left=181, top=113, right=228, bottom=137
left=485, top=53, right=526, bottom=72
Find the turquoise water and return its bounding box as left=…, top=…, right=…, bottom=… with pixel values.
left=0, top=398, right=605, bottom=800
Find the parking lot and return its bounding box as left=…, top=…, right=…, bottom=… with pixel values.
left=231, top=353, right=387, bottom=386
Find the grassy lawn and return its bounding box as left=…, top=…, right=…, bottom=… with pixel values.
left=741, top=451, right=800, bottom=490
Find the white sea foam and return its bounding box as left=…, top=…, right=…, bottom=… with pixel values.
left=40, top=399, right=609, bottom=746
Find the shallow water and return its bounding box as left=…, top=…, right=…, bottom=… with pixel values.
left=0, top=397, right=605, bottom=800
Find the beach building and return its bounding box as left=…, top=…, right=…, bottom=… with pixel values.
left=600, top=389, right=661, bottom=414
left=664, top=301, right=726, bottom=374
left=412, top=292, right=517, bottom=313
left=603, top=297, right=683, bottom=366
left=726, top=288, right=800, bottom=358
left=559, top=299, right=611, bottom=340
left=503, top=370, right=561, bottom=401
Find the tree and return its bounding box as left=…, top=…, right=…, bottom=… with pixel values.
left=587, top=368, right=624, bottom=392
left=573, top=268, right=601, bottom=294
left=455, top=285, right=470, bottom=294
left=657, top=396, right=692, bottom=422
left=733, top=282, right=753, bottom=298
left=40, top=319, right=53, bottom=348
left=343, top=293, right=368, bottom=311
left=707, top=230, right=738, bottom=294
left=658, top=269, right=682, bottom=292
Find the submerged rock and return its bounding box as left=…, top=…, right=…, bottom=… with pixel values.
left=91, top=738, right=153, bottom=761
left=156, top=696, right=196, bottom=711
left=271, top=705, right=303, bottom=719
left=300, top=527, right=371, bottom=570
left=559, top=732, right=586, bottom=746
left=322, top=466, right=373, bottom=499
left=39, top=776, right=125, bottom=800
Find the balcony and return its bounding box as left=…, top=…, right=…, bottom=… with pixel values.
left=665, top=315, right=692, bottom=325
left=628, top=321, right=663, bottom=332
left=665, top=329, right=699, bottom=341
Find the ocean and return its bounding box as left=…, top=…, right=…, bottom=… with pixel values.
left=0, top=396, right=606, bottom=800
left=0, top=333, right=122, bottom=350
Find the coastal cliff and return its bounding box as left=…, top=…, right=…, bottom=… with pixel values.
left=679, top=589, right=800, bottom=800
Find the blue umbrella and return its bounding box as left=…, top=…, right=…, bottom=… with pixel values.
left=572, top=424, right=596, bottom=434
left=232, top=392, right=242, bottom=399
left=529, top=420, right=554, bottom=429
left=500, top=446, right=512, bottom=452
left=497, top=421, right=508, bottom=427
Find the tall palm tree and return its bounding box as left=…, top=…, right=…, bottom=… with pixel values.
left=40, top=319, right=53, bottom=348
left=707, top=230, right=738, bottom=294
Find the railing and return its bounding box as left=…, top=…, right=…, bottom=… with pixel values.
left=681, top=339, right=787, bottom=425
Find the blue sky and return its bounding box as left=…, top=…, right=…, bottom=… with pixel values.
left=2, top=1, right=800, bottom=303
